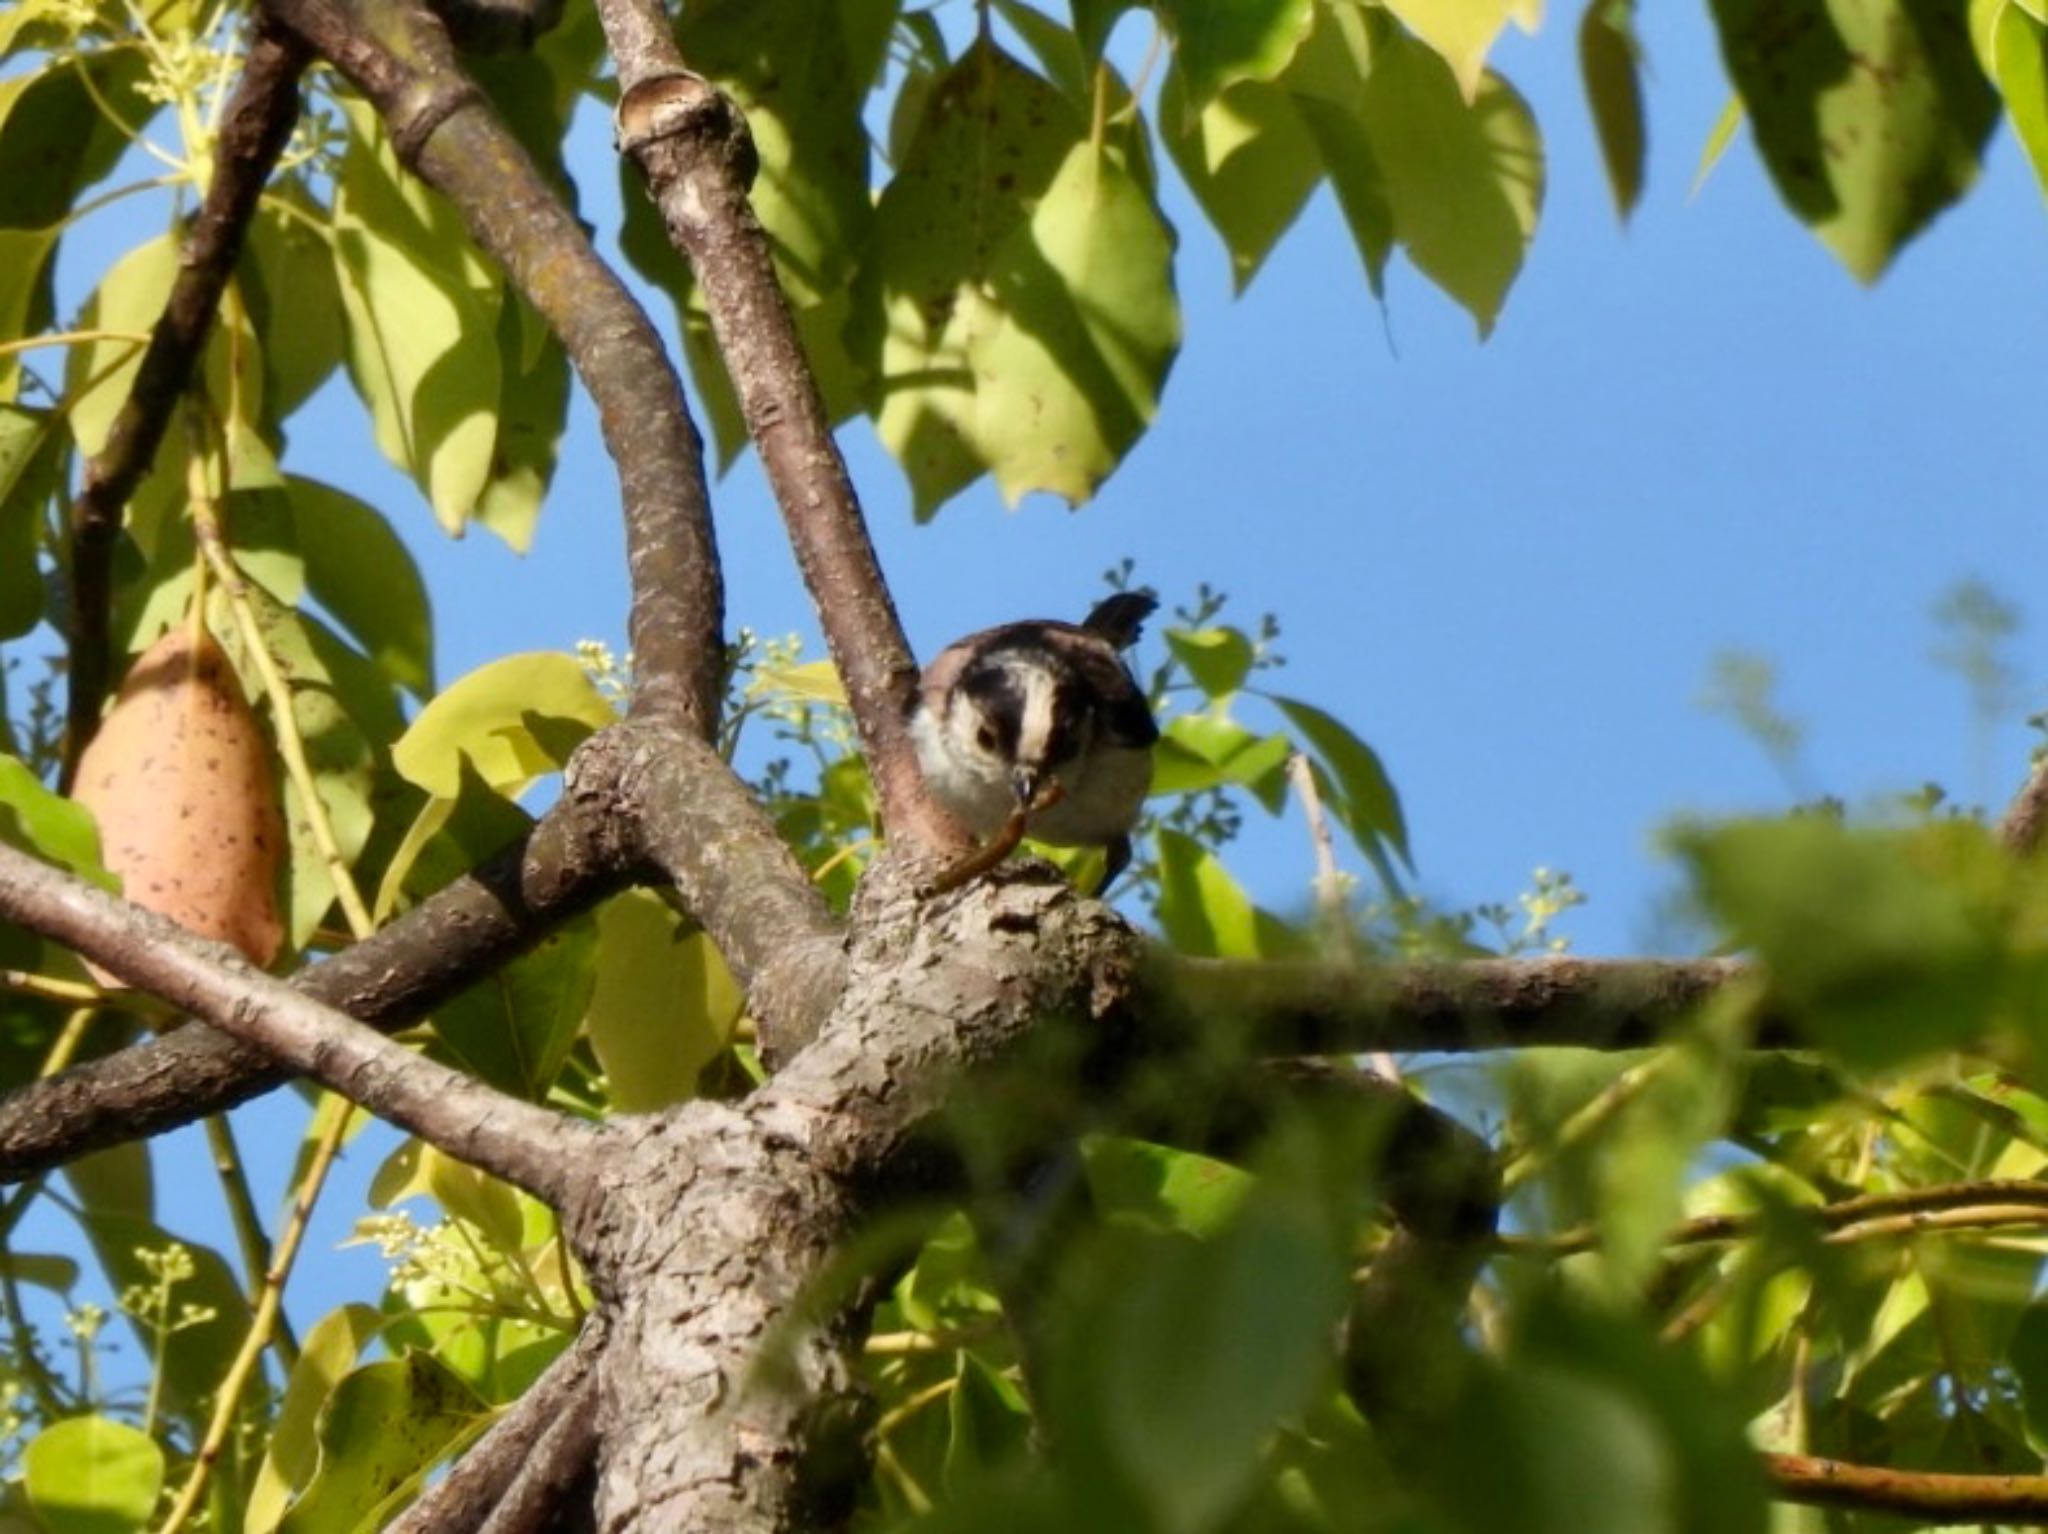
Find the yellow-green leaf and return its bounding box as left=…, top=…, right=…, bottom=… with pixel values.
left=1380, top=0, right=1518, bottom=99
left=1990, top=4, right=2048, bottom=198
left=587, top=890, right=743, bottom=1112
left=276, top=1355, right=488, bottom=1534
left=1159, top=66, right=1322, bottom=291
left=247, top=1304, right=382, bottom=1534
left=855, top=41, right=1178, bottom=514
left=1355, top=30, right=1543, bottom=337
left=392, top=652, right=615, bottom=799
left=23, top=1418, right=162, bottom=1534
left=1155, top=0, right=1315, bottom=110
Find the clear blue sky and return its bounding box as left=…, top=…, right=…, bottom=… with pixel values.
left=34, top=5, right=2048, bottom=1338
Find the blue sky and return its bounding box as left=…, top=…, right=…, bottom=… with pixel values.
left=32, top=4, right=2048, bottom=1339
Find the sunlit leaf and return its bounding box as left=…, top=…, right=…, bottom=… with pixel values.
left=332, top=105, right=502, bottom=534
left=276, top=1354, right=488, bottom=1534
left=1271, top=695, right=1410, bottom=868
left=1381, top=0, right=1518, bottom=100
left=391, top=652, right=615, bottom=799
left=1989, top=4, right=2048, bottom=198
left=23, top=1418, right=162, bottom=1534
left=247, top=1304, right=382, bottom=1534
left=1160, top=69, right=1321, bottom=291
left=1353, top=29, right=1543, bottom=337
left=242, top=194, right=347, bottom=422
left=587, top=890, right=743, bottom=1112
left=1707, top=0, right=1998, bottom=281
left=854, top=41, right=1178, bottom=515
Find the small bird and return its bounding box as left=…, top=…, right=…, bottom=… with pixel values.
left=912, top=592, right=1160, bottom=893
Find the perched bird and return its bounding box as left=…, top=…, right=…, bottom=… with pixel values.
left=912, top=591, right=1160, bottom=892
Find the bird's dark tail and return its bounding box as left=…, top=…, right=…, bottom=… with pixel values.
left=1081, top=590, right=1158, bottom=649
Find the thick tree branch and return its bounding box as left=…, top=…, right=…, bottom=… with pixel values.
left=568, top=721, right=844, bottom=1063
left=0, top=804, right=622, bottom=1181
left=0, top=844, right=606, bottom=1204
left=1765, top=1452, right=2048, bottom=1523
left=62, top=22, right=311, bottom=784
left=389, top=1321, right=604, bottom=1534
left=1165, top=954, right=1769, bottom=1056
left=601, top=19, right=953, bottom=853
left=260, top=0, right=726, bottom=736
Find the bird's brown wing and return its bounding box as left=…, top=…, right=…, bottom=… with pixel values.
left=1038, top=625, right=1159, bottom=747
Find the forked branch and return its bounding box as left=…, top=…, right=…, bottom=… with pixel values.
left=0, top=843, right=606, bottom=1204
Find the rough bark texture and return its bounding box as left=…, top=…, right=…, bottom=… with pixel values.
left=0, top=802, right=624, bottom=1180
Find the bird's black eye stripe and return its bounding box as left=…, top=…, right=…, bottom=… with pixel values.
left=976, top=724, right=997, bottom=751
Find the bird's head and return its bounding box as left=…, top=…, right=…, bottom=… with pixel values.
left=946, top=647, right=1090, bottom=809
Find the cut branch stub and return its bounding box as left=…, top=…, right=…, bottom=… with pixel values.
left=614, top=73, right=758, bottom=189
left=71, top=623, right=285, bottom=979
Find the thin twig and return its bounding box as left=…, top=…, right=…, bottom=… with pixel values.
left=1765, top=1451, right=2048, bottom=1522
left=64, top=23, right=311, bottom=783
left=157, top=1101, right=355, bottom=1534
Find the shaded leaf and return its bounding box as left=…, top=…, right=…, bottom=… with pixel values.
left=1708, top=0, right=1998, bottom=281
left=430, top=918, right=597, bottom=1101
left=587, top=890, right=743, bottom=1112
left=241, top=193, right=347, bottom=422
left=1155, top=0, right=1314, bottom=110
left=1382, top=0, right=1519, bottom=99
left=22, top=1418, right=162, bottom=1534
left=1160, top=68, right=1321, bottom=291
left=288, top=475, right=434, bottom=698
left=1579, top=0, right=1646, bottom=219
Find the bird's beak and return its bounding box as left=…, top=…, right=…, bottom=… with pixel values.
left=1009, top=764, right=1041, bottom=809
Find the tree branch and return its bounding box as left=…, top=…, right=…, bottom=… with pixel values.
left=260, top=0, right=727, bottom=737
left=601, top=14, right=954, bottom=853
left=569, top=721, right=844, bottom=1063
left=63, top=21, right=311, bottom=783
left=2003, top=753, right=2048, bottom=855
left=0, top=805, right=622, bottom=1183
left=1765, top=1452, right=2048, bottom=1523
left=0, top=842, right=607, bottom=1203
left=1164, top=954, right=1768, bottom=1056
left=388, top=1321, right=604, bottom=1534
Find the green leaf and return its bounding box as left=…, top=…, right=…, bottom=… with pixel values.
left=1160, top=68, right=1320, bottom=292
left=0, top=226, right=55, bottom=402
left=241, top=193, right=347, bottom=422
left=1083, top=1135, right=1254, bottom=1236
left=288, top=475, right=434, bottom=697
left=1072, top=0, right=1142, bottom=61
left=1284, top=0, right=1393, bottom=294
left=276, top=1354, right=489, bottom=1534
left=1153, top=714, right=1292, bottom=810
left=1155, top=826, right=1300, bottom=958
left=587, top=890, right=744, bottom=1112
left=0, top=1251, right=78, bottom=1291
left=278, top=670, right=378, bottom=949
left=471, top=292, right=570, bottom=554
left=1381, top=0, right=1519, bottom=99
left=1155, top=0, right=1314, bottom=110
left=1675, top=818, right=2012, bottom=1070
left=332, top=104, right=502, bottom=534
left=1165, top=625, right=1255, bottom=698
left=1061, top=1182, right=1352, bottom=1534
left=1271, top=694, right=1410, bottom=868
left=22, top=1418, right=163, bottom=1534
left=995, top=0, right=1093, bottom=101
left=0, top=753, right=109, bottom=887
left=944, top=1352, right=1034, bottom=1491
left=430, top=918, right=597, bottom=1101
left=1707, top=0, right=1998, bottom=282
left=1579, top=0, right=1645, bottom=220
left=247, top=1304, right=382, bottom=1534
left=391, top=652, right=615, bottom=799
left=854, top=41, right=1179, bottom=515
left=1354, top=28, right=1543, bottom=337
left=1990, top=5, right=2048, bottom=198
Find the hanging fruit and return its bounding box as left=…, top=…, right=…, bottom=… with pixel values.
left=71, top=622, right=286, bottom=981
